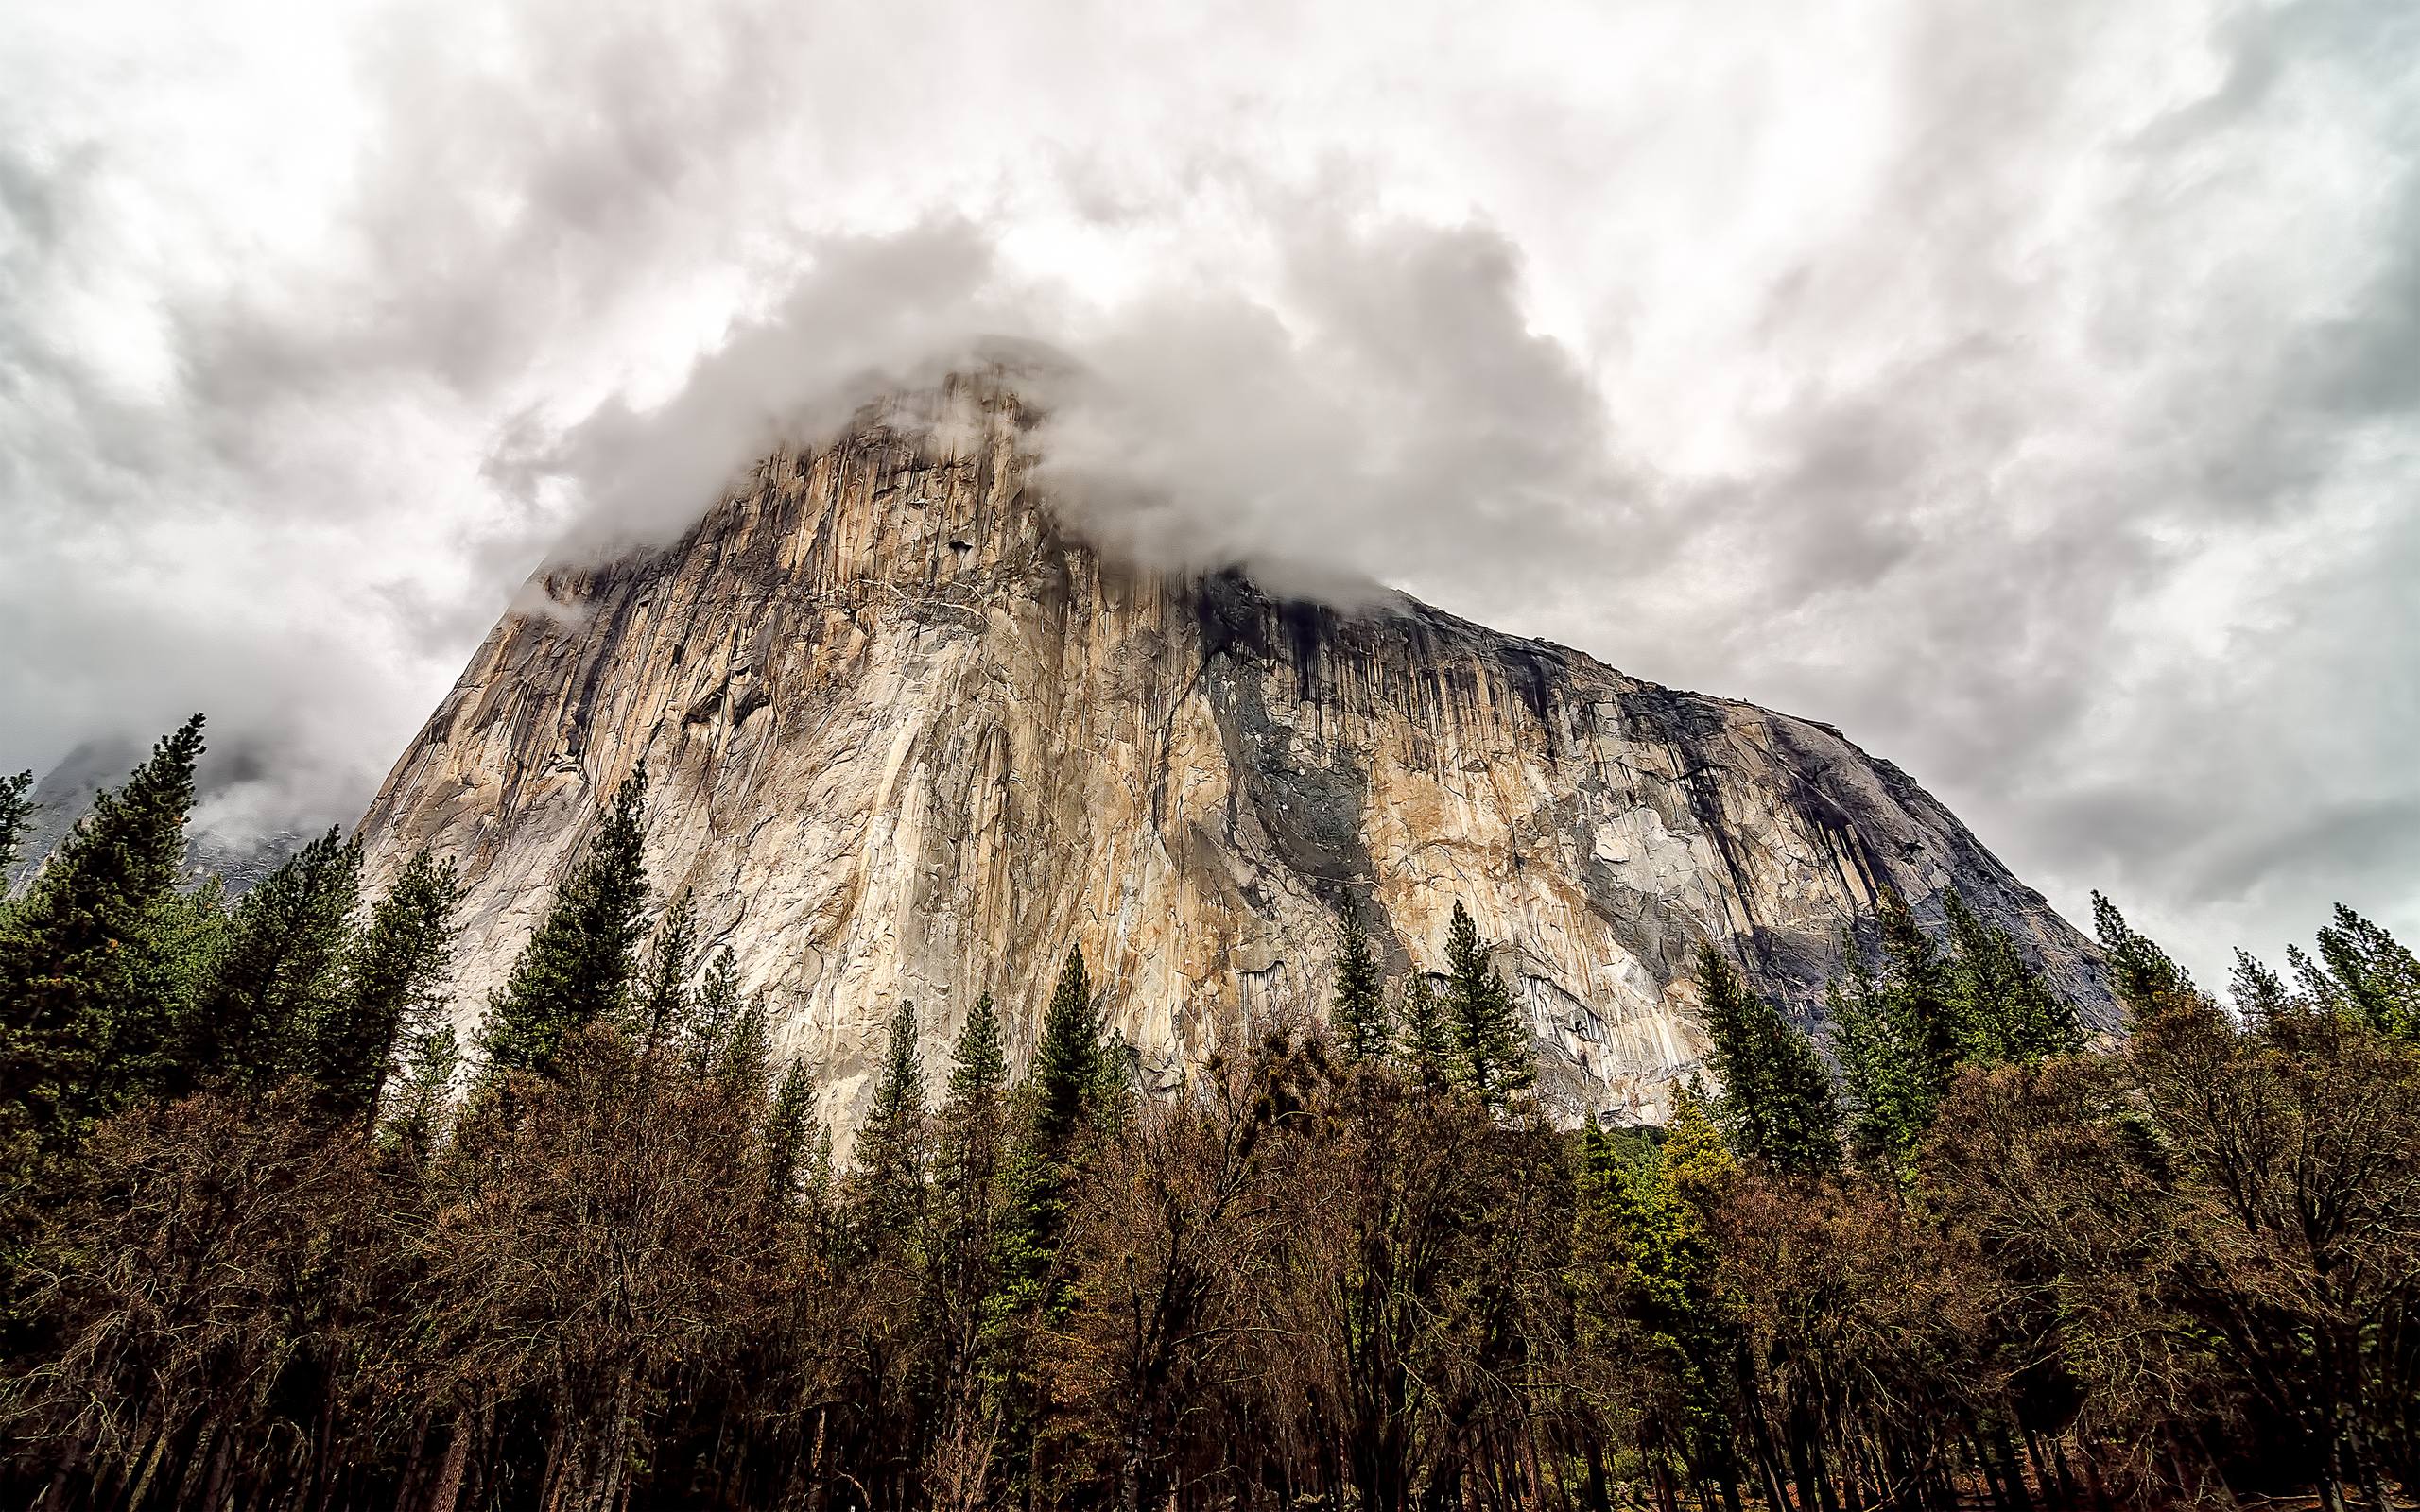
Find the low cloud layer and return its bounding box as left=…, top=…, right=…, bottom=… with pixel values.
left=4, top=0, right=2416, bottom=979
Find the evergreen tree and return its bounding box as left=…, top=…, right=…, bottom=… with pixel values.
left=1830, top=938, right=1931, bottom=1178
left=855, top=1000, right=928, bottom=1243
left=1697, top=945, right=1770, bottom=1147
left=982, top=949, right=1112, bottom=1485
left=1942, top=889, right=2080, bottom=1062
left=381, top=1019, right=460, bottom=1162
left=935, top=990, right=1010, bottom=1231
left=1875, top=889, right=1960, bottom=1078
left=1329, top=904, right=1391, bottom=1060
left=1599, top=1083, right=1742, bottom=1500
left=683, top=945, right=744, bottom=1075
left=309, top=848, right=460, bottom=1126
left=633, top=888, right=699, bottom=1060
left=1398, top=973, right=1454, bottom=1091
left=183, top=827, right=363, bottom=1096
left=717, top=988, right=773, bottom=1104
left=478, top=767, right=649, bottom=1080
left=1758, top=1011, right=1843, bottom=1177
left=946, top=991, right=1009, bottom=1116
left=2091, top=891, right=2193, bottom=1019
left=0, top=716, right=210, bottom=1176
left=0, top=769, right=32, bottom=878
left=934, top=992, right=1010, bottom=1351
left=2229, top=948, right=2296, bottom=1024
left=2308, top=904, right=2420, bottom=1040
left=1023, top=947, right=1098, bottom=1160
left=1442, top=902, right=1533, bottom=1109
left=1695, top=944, right=1838, bottom=1177
left=762, top=1057, right=820, bottom=1218
left=1088, top=1024, right=1136, bottom=1136
left=1827, top=892, right=1979, bottom=1179
left=989, top=949, right=1104, bottom=1328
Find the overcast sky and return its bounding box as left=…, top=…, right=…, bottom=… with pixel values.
left=4, top=0, right=2415, bottom=983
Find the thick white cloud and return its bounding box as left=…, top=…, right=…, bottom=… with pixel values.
left=2, top=0, right=2414, bottom=981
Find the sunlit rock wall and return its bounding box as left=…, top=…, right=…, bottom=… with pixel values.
left=357, top=380, right=2108, bottom=1130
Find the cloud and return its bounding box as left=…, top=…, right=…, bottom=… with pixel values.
left=2, top=0, right=2416, bottom=983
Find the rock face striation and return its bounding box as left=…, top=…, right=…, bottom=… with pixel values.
left=357, top=380, right=2108, bottom=1128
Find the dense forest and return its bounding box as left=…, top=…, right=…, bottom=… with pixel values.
left=1, top=717, right=2414, bottom=1512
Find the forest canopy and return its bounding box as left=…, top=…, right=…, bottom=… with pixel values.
left=1, top=720, right=2415, bottom=1512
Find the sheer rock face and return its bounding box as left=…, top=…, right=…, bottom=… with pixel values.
left=358, top=384, right=2108, bottom=1128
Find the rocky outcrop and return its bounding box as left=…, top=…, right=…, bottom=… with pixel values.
left=356, top=378, right=2108, bottom=1130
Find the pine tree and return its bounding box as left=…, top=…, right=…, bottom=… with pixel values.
left=1088, top=1025, right=1136, bottom=1136
left=1695, top=944, right=1839, bottom=1177
left=683, top=946, right=744, bottom=1075
left=1942, top=889, right=2081, bottom=1062
left=0, top=769, right=33, bottom=877
left=478, top=767, right=649, bottom=1080
left=309, top=848, right=461, bottom=1126
left=0, top=716, right=210, bottom=1176
left=762, top=1057, right=820, bottom=1218
left=1875, top=889, right=1961, bottom=1079
left=982, top=949, right=1112, bottom=1485
left=633, top=888, right=699, bottom=1060
left=2091, top=891, right=2193, bottom=1020
left=1830, top=937, right=1930, bottom=1179
left=936, top=992, right=1010, bottom=1216
left=855, top=1000, right=928, bottom=1244
left=989, top=949, right=1103, bottom=1329
left=1697, top=944, right=1771, bottom=1150
left=935, top=992, right=1010, bottom=1364
left=1023, top=947, right=1098, bottom=1160
left=718, top=988, right=773, bottom=1104
left=2309, top=904, right=2420, bottom=1040
left=381, top=1020, right=461, bottom=1162
left=1329, top=904, right=1391, bottom=1060
left=183, top=827, right=363, bottom=1097
left=1599, top=1082, right=1741, bottom=1497
left=1398, top=972, right=1454, bottom=1091
left=1442, top=902, right=1533, bottom=1108
left=2230, top=949, right=2297, bottom=1025
left=946, top=991, right=1009, bottom=1115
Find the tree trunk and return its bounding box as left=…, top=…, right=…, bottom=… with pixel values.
left=425, top=1413, right=474, bottom=1512
left=594, top=1366, right=639, bottom=1512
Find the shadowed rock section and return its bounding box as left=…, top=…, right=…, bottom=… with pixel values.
left=356, top=379, right=2109, bottom=1128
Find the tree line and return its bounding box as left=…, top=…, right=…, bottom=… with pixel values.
left=0, top=718, right=2415, bottom=1512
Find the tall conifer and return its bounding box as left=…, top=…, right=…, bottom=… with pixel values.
left=1945, top=890, right=2081, bottom=1061
left=184, top=827, right=363, bottom=1096
left=2091, top=891, right=2193, bottom=1020
left=1398, top=973, right=1454, bottom=1091
left=382, top=1020, right=460, bottom=1162
left=0, top=716, right=209, bottom=1174
left=684, top=946, right=744, bottom=1076
left=1443, top=902, right=1532, bottom=1108
left=2309, top=904, right=2420, bottom=1040
left=1832, top=935, right=1929, bottom=1178
left=1329, top=904, right=1391, bottom=1061
left=989, top=949, right=1103, bottom=1329
left=1696, top=944, right=1839, bottom=1176
left=478, top=767, right=649, bottom=1080
left=633, top=888, right=699, bottom=1060
left=762, top=1058, right=820, bottom=1218
left=718, top=988, right=774, bottom=1104
left=310, top=848, right=460, bottom=1125
left=855, top=1000, right=928, bottom=1242
left=935, top=992, right=1010, bottom=1363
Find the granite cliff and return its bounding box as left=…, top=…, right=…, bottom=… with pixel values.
left=355, top=379, right=2108, bottom=1128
